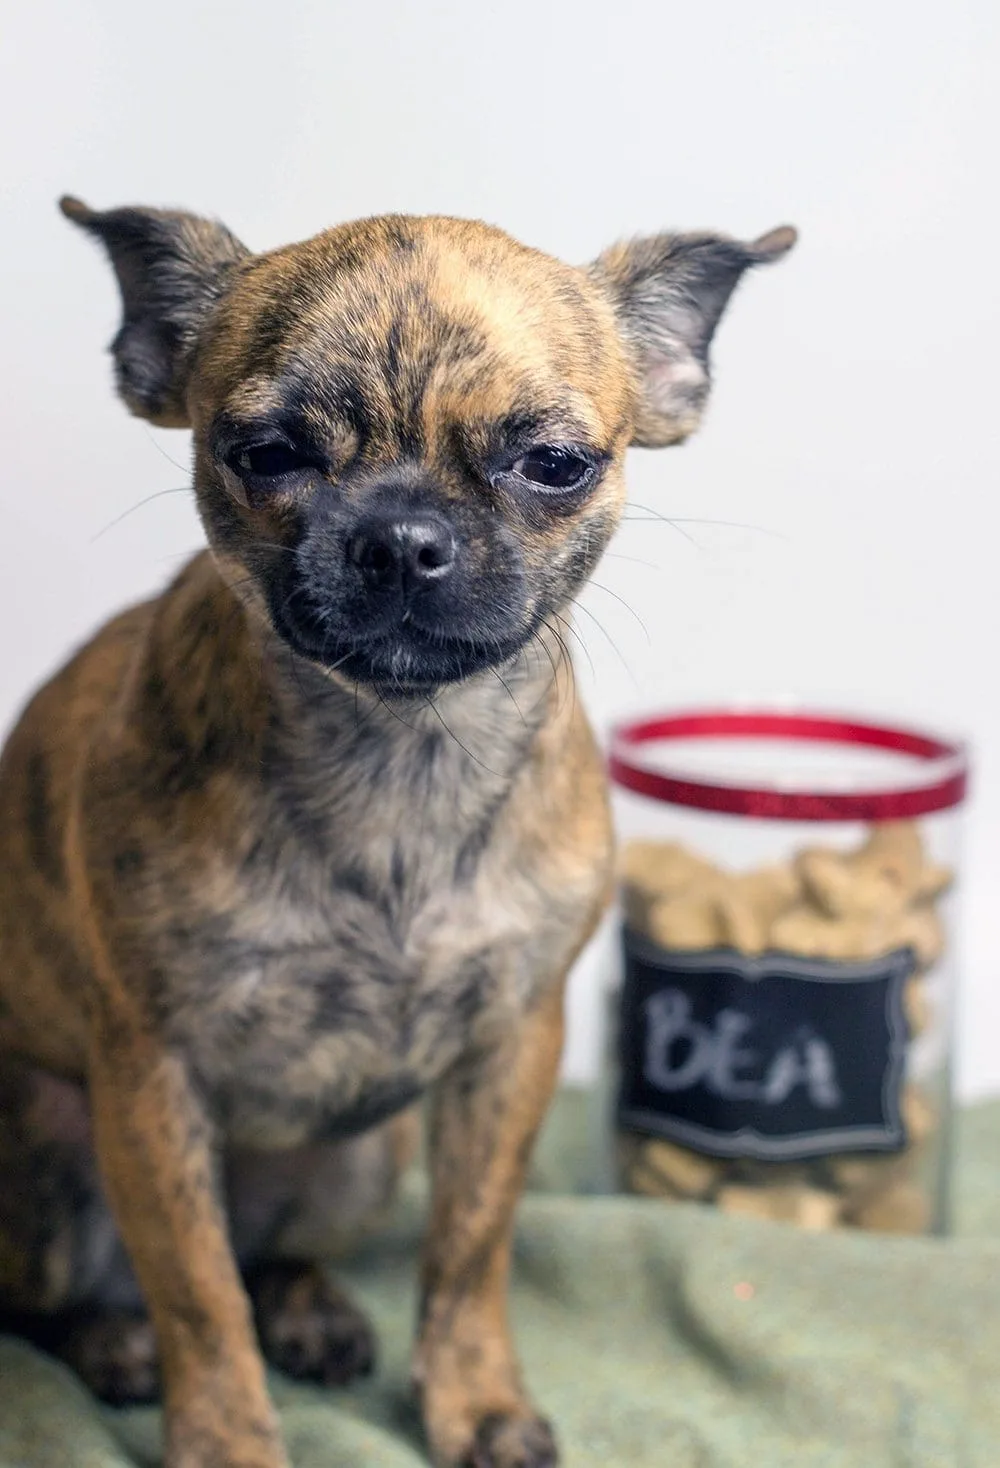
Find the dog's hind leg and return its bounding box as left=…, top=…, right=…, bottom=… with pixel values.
left=0, top=1065, right=419, bottom=1407
left=0, top=1059, right=159, bottom=1403
left=228, top=1108, right=420, bottom=1388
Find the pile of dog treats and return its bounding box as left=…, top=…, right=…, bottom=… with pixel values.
left=617, top=822, right=952, bottom=1233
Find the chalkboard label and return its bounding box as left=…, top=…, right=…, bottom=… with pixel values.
left=616, top=930, right=915, bottom=1160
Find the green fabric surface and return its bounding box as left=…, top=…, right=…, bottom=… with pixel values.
left=1, top=1091, right=998, bottom=1467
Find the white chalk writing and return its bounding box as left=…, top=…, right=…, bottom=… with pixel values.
left=642, top=989, right=843, bottom=1109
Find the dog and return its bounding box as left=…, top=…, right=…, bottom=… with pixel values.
left=0, top=195, right=794, bottom=1468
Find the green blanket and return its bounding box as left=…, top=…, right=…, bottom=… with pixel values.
left=2, top=1093, right=998, bottom=1467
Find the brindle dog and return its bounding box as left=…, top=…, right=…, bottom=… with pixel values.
left=0, top=197, right=794, bottom=1468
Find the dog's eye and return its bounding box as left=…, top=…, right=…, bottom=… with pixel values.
left=513, top=445, right=592, bottom=491
left=233, top=442, right=311, bottom=479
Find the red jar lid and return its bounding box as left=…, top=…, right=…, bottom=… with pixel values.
left=608, top=709, right=969, bottom=821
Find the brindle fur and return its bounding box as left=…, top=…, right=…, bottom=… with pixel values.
left=0, top=197, right=794, bottom=1468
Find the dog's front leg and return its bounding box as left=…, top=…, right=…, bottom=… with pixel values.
left=88, top=1020, right=286, bottom=1468
left=415, top=977, right=565, bottom=1468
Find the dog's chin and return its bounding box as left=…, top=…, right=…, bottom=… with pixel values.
left=321, top=638, right=506, bottom=693
left=270, top=598, right=529, bottom=693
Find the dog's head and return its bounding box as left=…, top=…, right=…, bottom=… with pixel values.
left=63, top=196, right=794, bottom=693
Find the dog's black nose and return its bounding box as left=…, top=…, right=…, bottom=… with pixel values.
left=347, top=513, right=457, bottom=590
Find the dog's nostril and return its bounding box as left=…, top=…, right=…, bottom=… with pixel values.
left=404, top=523, right=456, bottom=580
left=368, top=544, right=394, bottom=574
left=416, top=543, right=446, bottom=571
left=346, top=533, right=396, bottom=577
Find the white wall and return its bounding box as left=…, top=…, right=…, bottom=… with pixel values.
left=1, top=0, right=997, bottom=1097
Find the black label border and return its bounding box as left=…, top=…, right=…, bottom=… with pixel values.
left=616, top=932, right=914, bottom=1161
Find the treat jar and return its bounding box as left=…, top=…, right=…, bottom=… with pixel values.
left=602, top=708, right=968, bottom=1235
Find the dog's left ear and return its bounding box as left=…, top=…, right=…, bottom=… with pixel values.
left=60, top=196, right=249, bottom=427
left=591, top=224, right=796, bottom=447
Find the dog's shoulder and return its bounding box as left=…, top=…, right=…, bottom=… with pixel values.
left=0, top=570, right=162, bottom=882
left=506, top=676, right=616, bottom=900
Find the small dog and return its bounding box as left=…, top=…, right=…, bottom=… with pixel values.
left=0, top=196, right=794, bottom=1468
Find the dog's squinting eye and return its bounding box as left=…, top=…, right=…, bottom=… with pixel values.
left=513, top=445, right=592, bottom=491
left=233, top=442, right=312, bottom=479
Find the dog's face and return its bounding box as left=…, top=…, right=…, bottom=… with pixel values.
left=63, top=198, right=794, bottom=692
left=196, top=217, right=637, bottom=692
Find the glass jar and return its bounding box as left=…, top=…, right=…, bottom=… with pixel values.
left=602, top=707, right=969, bottom=1235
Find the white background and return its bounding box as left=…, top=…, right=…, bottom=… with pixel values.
left=1, top=1, right=997, bottom=1098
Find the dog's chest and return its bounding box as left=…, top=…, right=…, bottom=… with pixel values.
left=173, top=819, right=548, bottom=1148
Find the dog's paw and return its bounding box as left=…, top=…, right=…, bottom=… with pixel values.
left=62, top=1307, right=160, bottom=1405
left=463, top=1413, right=558, bottom=1468
left=249, top=1261, right=376, bottom=1387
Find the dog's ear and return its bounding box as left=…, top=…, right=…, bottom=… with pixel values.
left=591, top=224, right=796, bottom=447
left=60, top=196, right=249, bottom=427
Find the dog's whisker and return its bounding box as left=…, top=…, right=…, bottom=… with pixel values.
left=529, top=625, right=561, bottom=688
left=490, top=667, right=527, bottom=727
left=154, top=547, right=207, bottom=567
left=583, top=581, right=650, bottom=643
left=555, top=630, right=579, bottom=724
left=551, top=610, right=596, bottom=683
left=621, top=505, right=786, bottom=554
left=247, top=540, right=300, bottom=558
left=90, top=486, right=190, bottom=543
left=621, top=508, right=699, bottom=547
left=371, top=683, right=425, bottom=738
left=601, top=550, right=660, bottom=571
left=535, top=622, right=576, bottom=722
left=570, top=598, right=640, bottom=690
left=625, top=502, right=783, bottom=540
left=426, top=697, right=503, bottom=778
left=142, top=428, right=192, bottom=476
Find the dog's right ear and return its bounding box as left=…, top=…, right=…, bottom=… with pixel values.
left=60, top=196, right=249, bottom=427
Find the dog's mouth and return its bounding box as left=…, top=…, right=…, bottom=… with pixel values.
left=310, top=634, right=516, bottom=692
left=268, top=586, right=531, bottom=692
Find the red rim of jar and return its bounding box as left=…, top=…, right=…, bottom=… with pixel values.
left=608, top=710, right=969, bottom=821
